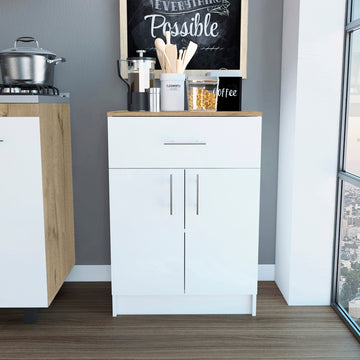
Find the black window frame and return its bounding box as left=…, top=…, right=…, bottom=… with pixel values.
left=331, top=0, right=360, bottom=342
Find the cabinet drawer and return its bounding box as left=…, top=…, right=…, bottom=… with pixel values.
left=108, top=116, right=261, bottom=168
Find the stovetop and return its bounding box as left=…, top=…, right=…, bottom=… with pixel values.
left=0, top=84, right=70, bottom=103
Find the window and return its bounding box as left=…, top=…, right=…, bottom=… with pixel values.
left=333, top=0, right=360, bottom=341
left=352, top=0, right=360, bottom=21
left=337, top=182, right=360, bottom=326
left=345, top=30, right=360, bottom=177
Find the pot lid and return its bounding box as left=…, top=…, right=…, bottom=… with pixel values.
left=0, top=37, right=56, bottom=56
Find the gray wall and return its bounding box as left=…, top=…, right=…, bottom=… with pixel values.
left=245, top=0, right=283, bottom=264
left=0, top=0, right=282, bottom=265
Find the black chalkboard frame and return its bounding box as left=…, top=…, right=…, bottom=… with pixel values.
left=119, top=0, right=248, bottom=79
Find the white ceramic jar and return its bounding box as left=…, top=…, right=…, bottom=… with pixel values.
left=160, top=73, right=185, bottom=111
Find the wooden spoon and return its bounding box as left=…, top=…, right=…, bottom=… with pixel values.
left=164, top=31, right=177, bottom=73
left=155, top=37, right=174, bottom=73
left=154, top=38, right=166, bottom=71
left=183, top=41, right=198, bottom=70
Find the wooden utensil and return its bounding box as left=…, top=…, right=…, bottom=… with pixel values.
left=183, top=41, right=198, bottom=70
left=165, top=31, right=177, bottom=73
left=155, top=37, right=174, bottom=73
left=177, top=49, right=183, bottom=73
left=154, top=38, right=166, bottom=71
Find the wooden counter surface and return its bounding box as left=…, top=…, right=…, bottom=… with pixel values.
left=107, top=110, right=262, bottom=117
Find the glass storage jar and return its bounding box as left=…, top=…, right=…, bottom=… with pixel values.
left=186, top=76, right=219, bottom=112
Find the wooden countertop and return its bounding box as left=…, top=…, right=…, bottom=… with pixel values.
left=107, top=110, right=262, bottom=117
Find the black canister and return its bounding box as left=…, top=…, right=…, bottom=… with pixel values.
left=206, top=72, right=242, bottom=111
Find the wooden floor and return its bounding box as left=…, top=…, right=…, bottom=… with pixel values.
left=0, top=282, right=359, bottom=359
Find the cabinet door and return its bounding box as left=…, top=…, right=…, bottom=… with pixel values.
left=0, top=117, right=48, bottom=307
left=185, top=169, right=260, bottom=295
left=109, top=169, right=184, bottom=295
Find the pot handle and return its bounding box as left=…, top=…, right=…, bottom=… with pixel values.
left=47, top=57, right=66, bottom=65
left=15, top=36, right=40, bottom=48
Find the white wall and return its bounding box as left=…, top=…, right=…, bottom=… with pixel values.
left=276, top=0, right=300, bottom=302
left=276, top=0, right=346, bottom=305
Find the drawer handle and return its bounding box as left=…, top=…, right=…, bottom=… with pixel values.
left=164, top=142, right=207, bottom=146
left=0, top=140, right=3, bottom=142
left=170, top=174, right=173, bottom=215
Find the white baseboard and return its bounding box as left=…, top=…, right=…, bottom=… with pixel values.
left=65, top=265, right=111, bottom=282
left=65, top=265, right=275, bottom=282
left=258, top=264, right=276, bottom=281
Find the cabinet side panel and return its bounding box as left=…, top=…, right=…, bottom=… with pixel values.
left=39, top=104, right=75, bottom=305
left=0, top=116, right=48, bottom=307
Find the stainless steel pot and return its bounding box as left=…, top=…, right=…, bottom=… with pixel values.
left=0, top=37, right=66, bottom=86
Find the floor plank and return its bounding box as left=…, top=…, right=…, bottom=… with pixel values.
left=0, top=282, right=359, bottom=359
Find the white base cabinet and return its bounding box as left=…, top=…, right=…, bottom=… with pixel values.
left=0, top=116, right=47, bottom=307
left=108, top=113, right=261, bottom=316
left=0, top=104, right=75, bottom=311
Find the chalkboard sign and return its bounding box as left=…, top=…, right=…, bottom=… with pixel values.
left=119, top=0, right=248, bottom=78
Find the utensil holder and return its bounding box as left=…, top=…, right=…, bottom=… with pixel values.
left=160, top=73, right=185, bottom=111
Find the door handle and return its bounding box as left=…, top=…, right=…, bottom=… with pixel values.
left=196, top=174, right=199, bottom=215
left=170, top=174, right=173, bottom=215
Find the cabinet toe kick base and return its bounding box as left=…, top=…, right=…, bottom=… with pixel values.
left=112, top=294, right=256, bottom=316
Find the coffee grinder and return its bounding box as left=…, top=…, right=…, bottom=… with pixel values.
left=117, top=50, right=155, bottom=111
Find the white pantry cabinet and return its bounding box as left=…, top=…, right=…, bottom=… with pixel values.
left=0, top=104, right=75, bottom=314
left=108, top=111, right=262, bottom=317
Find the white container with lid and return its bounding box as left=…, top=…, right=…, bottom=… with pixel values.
left=160, top=73, right=185, bottom=111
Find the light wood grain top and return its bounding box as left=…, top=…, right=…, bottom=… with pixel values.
left=107, top=110, right=262, bottom=117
